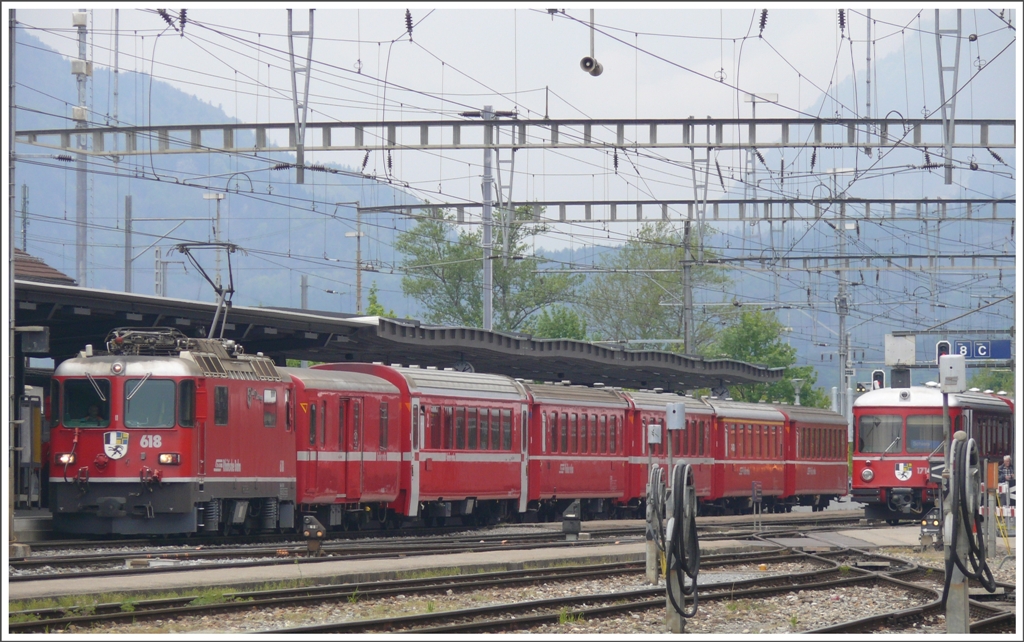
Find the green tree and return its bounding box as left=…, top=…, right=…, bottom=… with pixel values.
left=522, top=305, right=588, bottom=340
left=396, top=207, right=581, bottom=332
left=365, top=282, right=395, bottom=317
left=967, top=368, right=1014, bottom=396
left=708, top=309, right=830, bottom=407
left=580, top=221, right=732, bottom=353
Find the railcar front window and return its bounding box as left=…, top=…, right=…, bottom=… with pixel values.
left=906, top=415, right=944, bottom=452
left=124, top=379, right=175, bottom=428
left=63, top=378, right=111, bottom=427
left=857, top=414, right=901, bottom=453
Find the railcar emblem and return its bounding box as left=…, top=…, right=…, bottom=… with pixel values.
left=103, top=431, right=130, bottom=460
left=894, top=462, right=913, bottom=481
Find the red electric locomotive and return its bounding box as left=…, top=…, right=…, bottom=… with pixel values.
left=49, top=329, right=295, bottom=535
left=852, top=385, right=1014, bottom=523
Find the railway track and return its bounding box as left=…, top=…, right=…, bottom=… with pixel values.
left=7, top=550, right=809, bottom=633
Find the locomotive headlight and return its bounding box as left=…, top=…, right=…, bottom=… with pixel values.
left=860, top=468, right=874, bottom=482
left=933, top=520, right=939, bottom=526
left=158, top=453, right=181, bottom=465
left=922, top=519, right=928, bottom=526
left=57, top=453, right=76, bottom=465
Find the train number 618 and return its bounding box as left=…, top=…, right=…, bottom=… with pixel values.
left=139, top=435, right=163, bottom=448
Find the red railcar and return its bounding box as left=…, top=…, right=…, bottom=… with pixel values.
left=521, top=382, right=631, bottom=520
left=852, top=386, right=1014, bottom=523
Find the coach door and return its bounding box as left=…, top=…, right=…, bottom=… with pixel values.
left=409, top=400, right=422, bottom=517
left=304, top=399, right=321, bottom=497
left=339, top=398, right=363, bottom=500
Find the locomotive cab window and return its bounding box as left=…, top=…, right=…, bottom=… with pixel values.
left=906, top=415, right=943, bottom=453
left=262, top=389, right=277, bottom=428
left=63, top=378, right=111, bottom=428
left=214, top=386, right=229, bottom=426
left=857, top=414, right=901, bottom=453
left=179, top=380, right=196, bottom=427
left=125, top=379, right=175, bottom=428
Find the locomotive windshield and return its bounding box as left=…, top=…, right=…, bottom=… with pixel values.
left=63, top=378, right=111, bottom=427
left=905, top=415, right=944, bottom=452
left=857, top=414, right=901, bottom=453
left=124, top=378, right=176, bottom=428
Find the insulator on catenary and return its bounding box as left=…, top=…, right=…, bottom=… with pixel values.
left=157, top=9, right=176, bottom=31
left=272, top=163, right=290, bottom=170
left=838, top=9, right=846, bottom=35
left=923, top=148, right=932, bottom=166
left=753, top=148, right=765, bottom=166
left=810, top=147, right=817, bottom=171
left=613, top=148, right=619, bottom=173
left=361, top=150, right=370, bottom=170
left=759, top=9, right=768, bottom=36
left=716, top=160, right=725, bottom=190
left=988, top=148, right=1005, bottom=165
left=405, top=9, right=413, bottom=40
left=387, top=151, right=393, bottom=171
left=55, top=154, right=74, bottom=162
left=179, top=9, right=186, bottom=36
left=779, top=159, right=784, bottom=186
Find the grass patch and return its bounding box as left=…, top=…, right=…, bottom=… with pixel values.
left=8, top=612, right=41, bottom=624
left=838, top=565, right=851, bottom=574
left=425, top=600, right=436, bottom=613
left=396, top=567, right=465, bottom=580
left=558, top=608, right=585, bottom=624
left=188, top=588, right=232, bottom=607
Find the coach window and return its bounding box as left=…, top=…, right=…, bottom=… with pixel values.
left=428, top=407, right=440, bottom=449
left=308, top=402, right=317, bottom=445
left=213, top=385, right=229, bottom=426
left=560, top=412, right=569, bottom=453
left=597, top=415, right=606, bottom=453
left=501, top=409, right=512, bottom=450
left=570, top=414, right=578, bottom=453
left=380, top=403, right=389, bottom=449
left=491, top=410, right=501, bottom=451
left=442, top=407, right=454, bottom=449
left=580, top=414, right=589, bottom=453
left=455, top=408, right=466, bottom=450
left=475, top=409, right=487, bottom=450
left=467, top=409, right=478, bottom=449
left=610, top=416, right=619, bottom=454
left=179, top=380, right=196, bottom=427
left=589, top=415, right=597, bottom=454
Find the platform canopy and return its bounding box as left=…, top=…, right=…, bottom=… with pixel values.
left=15, top=280, right=782, bottom=392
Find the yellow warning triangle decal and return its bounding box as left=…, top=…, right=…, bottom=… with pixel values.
left=300, top=402, right=308, bottom=413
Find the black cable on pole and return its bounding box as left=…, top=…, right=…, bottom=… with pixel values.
left=941, top=435, right=997, bottom=607
left=666, top=463, right=700, bottom=618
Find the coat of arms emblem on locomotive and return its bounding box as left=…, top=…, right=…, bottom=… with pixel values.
left=894, top=462, right=912, bottom=482
left=103, top=431, right=130, bottom=459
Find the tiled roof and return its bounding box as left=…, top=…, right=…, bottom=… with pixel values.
left=14, top=249, right=77, bottom=285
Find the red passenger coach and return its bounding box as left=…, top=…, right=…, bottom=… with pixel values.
left=705, top=400, right=787, bottom=513
left=852, top=386, right=1014, bottom=523
left=313, top=363, right=529, bottom=527
left=777, top=405, right=849, bottom=511
left=521, top=382, right=631, bottom=521
left=624, top=390, right=714, bottom=510
left=281, top=367, right=401, bottom=529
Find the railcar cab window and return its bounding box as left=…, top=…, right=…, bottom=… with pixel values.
left=858, top=414, right=901, bottom=453
left=906, top=415, right=943, bottom=452
left=63, top=378, right=111, bottom=428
